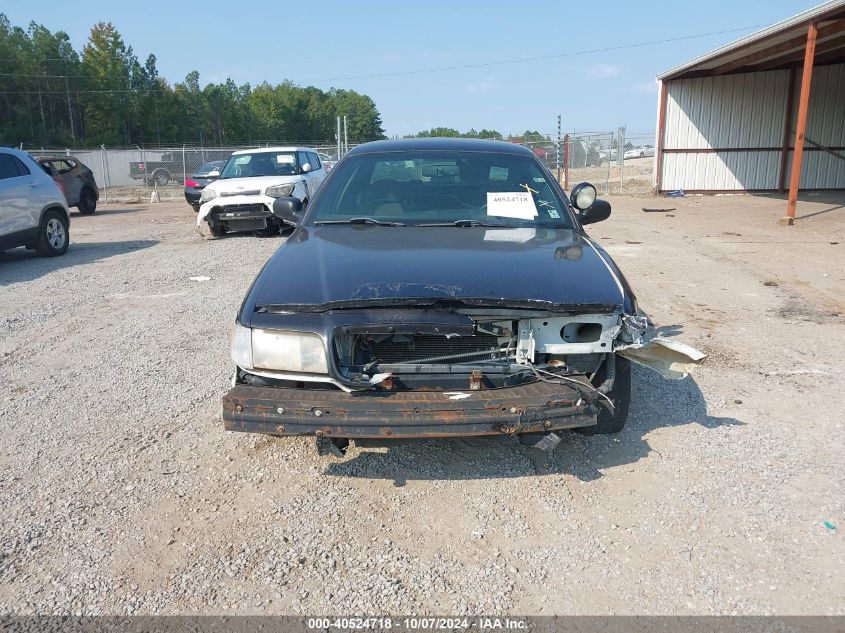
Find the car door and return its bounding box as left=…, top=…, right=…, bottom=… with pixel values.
left=297, top=151, right=318, bottom=199
left=305, top=152, right=325, bottom=193
left=0, top=153, right=38, bottom=238
left=58, top=159, right=83, bottom=205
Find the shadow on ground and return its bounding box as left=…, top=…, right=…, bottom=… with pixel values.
left=0, top=239, right=158, bottom=285
left=76, top=207, right=143, bottom=217
left=323, top=362, right=742, bottom=485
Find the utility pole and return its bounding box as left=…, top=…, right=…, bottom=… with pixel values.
left=343, top=115, right=348, bottom=154
left=65, top=76, right=76, bottom=144
left=337, top=116, right=342, bottom=158
left=37, top=78, right=46, bottom=137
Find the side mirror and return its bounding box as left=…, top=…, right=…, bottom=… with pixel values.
left=570, top=182, right=597, bottom=210
left=300, top=162, right=312, bottom=174
left=272, top=196, right=304, bottom=225
left=570, top=182, right=610, bottom=225
left=207, top=170, right=220, bottom=178
left=579, top=199, right=611, bottom=225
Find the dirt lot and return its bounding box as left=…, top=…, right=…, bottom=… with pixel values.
left=1, top=193, right=843, bottom=615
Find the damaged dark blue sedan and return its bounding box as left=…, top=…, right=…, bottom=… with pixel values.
left=223, top=138, right=701, bottom=456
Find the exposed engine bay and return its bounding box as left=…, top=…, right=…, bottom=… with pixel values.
left=327, top=310, right=648, bottom=394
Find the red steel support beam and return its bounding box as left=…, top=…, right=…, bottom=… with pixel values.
left=778, top=68, right=796, bottom=193
left=655, top=80, right=668, bottom=193
left=784, top=21, right=818, bottom=225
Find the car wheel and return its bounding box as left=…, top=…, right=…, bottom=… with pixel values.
left=210, top=225, right=226, bottom=238
left=35, top=209, right=70, bottom=257
left=192, top=205, right=200, bottom=213
left=78, top=187, right=97, bottom=215
left=154, top=171, right=170, bottom=186
left=576, top=355, right=631, bottom=435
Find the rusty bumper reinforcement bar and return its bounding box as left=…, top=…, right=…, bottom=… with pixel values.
left=223, top=382, right=597, bottom=439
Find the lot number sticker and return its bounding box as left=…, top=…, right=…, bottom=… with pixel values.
left=487, top=192, right=538, bottom=220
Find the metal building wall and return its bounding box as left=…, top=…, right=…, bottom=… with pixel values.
left=783, top=63, right=845, bottom=189
left=659, top=63, right=845, bottom=191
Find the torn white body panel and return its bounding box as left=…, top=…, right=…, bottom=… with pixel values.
left=513, top=311, right=646, bottom=364
left=617, top=337, right=707, bottom=380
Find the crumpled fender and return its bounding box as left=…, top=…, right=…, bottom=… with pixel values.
left=617, top=338, right=707, bottom=380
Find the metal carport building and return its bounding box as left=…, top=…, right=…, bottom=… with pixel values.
left=654, top=0, right=845, bottom=223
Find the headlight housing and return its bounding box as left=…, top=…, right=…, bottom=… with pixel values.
left=230, top=322, right=253, bottom=369
left=230, top=323, right=328, bottom=374
left=200, top=188, right=218, bottom=202
left=265, top=183, right=296, bottom=198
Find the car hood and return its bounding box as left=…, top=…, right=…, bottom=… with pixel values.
left=205, top=175, right=301, bottom=195
left=243, top=226, right=626, bottom=320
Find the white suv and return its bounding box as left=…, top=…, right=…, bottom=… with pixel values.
left=197, top=147, right=327, bottom=237
left=0, top=147, right=71, bottom=257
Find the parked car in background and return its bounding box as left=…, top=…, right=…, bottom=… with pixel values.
left=0, top=147, right=71, bottom=257
left=318, top=152, right=336, bottom=171
left=184, top=160, right=227, bottom=211
left=623, top=145, right=656, bottom=160
left=36, top=156, right=100, bottom=214
left=197, top=147, right=327, bottom=237
left=598, top=148, right=619, bottom=163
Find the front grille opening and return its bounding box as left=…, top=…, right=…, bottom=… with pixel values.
left=369, top=333, right=503, bottom=364
left=334, top=330, right=518, bottom=374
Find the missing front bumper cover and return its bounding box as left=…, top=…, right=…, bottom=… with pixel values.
left=223, top=381, right=597, bottom=439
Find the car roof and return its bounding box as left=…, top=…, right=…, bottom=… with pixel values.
left=34, top=155, right=79, bottom=162
left=347, top=138, right=536, bottom=157
left=231, top=146, right=315, bottom=155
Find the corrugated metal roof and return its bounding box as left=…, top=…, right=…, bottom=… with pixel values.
left=658, top=0, right=845, bottom=80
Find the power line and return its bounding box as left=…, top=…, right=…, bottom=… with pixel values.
left=302, top=24, right=766, bottom=83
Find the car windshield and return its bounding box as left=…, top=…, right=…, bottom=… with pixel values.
left=195, top=161, right=224, bottom=176
left=220, top=151, right=298, bottom=178
left=307, top=150, right=572, bottom=228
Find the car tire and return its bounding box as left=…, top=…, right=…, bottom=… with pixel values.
left=210, top=225, right=226, bottom=238
left=154, top=170, right=170, bottom=186
left=192, top=205, right=200, bottom=213
left=576, top=355, right=631, bottom=435
left=35, top=209, right=70, bottom=257
left=78, top=187, right=97, bottom=215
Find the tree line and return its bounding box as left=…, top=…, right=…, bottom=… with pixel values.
left=0, top=16, right=386, bottom=148
left=410, top=128, right=551, bottom=144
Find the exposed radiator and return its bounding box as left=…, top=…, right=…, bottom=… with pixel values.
left=368, top=334, right=503, bottom=364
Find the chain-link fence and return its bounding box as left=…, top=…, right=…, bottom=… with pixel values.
left=513, top=130, right=656, bottom=195
left=22, top=131, right=656, bottom=203
left=21, top=141, right=366, bottom=203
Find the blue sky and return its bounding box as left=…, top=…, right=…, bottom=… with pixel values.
left=3, top=0, right=813, bottom=137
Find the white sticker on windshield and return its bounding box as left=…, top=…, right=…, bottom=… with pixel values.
left=275, top=154, right=296, bottom=164
left=487, top=192, right=538, bottom=220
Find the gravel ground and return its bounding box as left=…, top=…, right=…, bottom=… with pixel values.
left=1, top=194, right=843, bottom=615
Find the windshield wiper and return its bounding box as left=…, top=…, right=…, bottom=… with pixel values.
left=416, top=219, right=515, bottom=227
left=315, top=217, right=405, bottom=226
